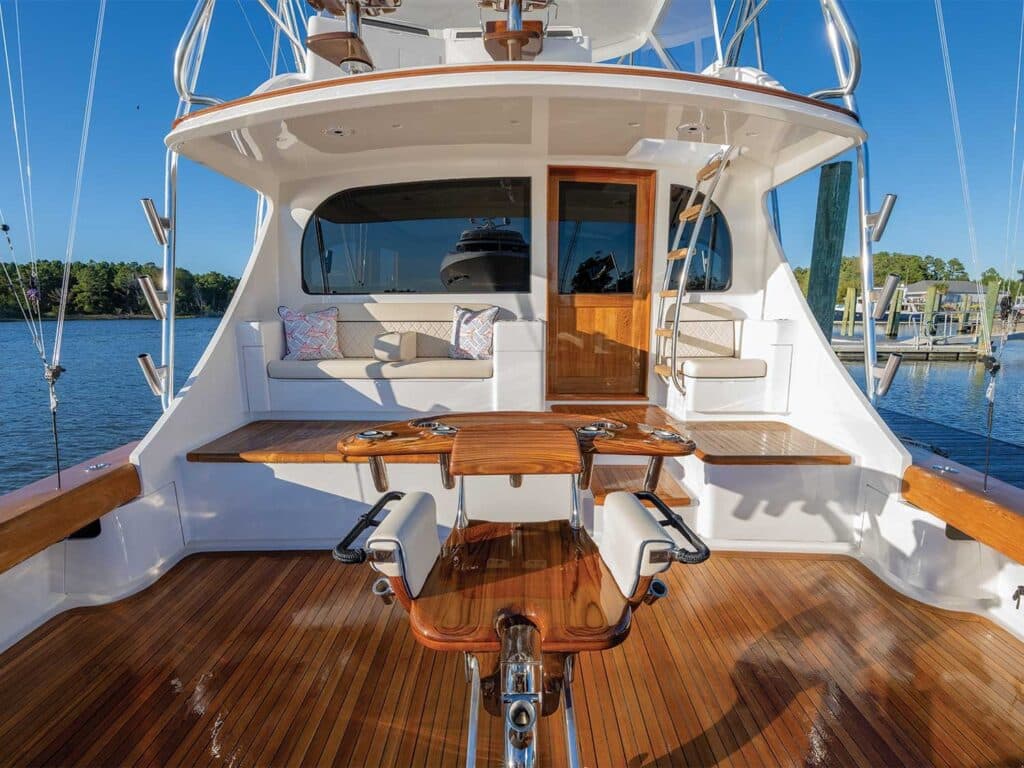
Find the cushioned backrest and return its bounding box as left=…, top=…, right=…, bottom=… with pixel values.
left=663, top=301, right=744, bottom=358
left=298, top=303, right=514, bottom=358
left=366, top=491, right=440, bottom=599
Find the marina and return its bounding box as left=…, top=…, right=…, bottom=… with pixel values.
left=0, top=2, right=1023, bottom=767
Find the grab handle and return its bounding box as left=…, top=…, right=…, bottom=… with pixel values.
left=634, top=491, right=711, bottom=565
left=333, top=491, right=406, bottom=564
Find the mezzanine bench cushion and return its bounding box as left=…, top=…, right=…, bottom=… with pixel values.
left=267, top=357, right=493, bottom=380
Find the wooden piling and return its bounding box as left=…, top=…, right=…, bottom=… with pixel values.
left=885, top=287, right=903, bottom=338
left=841, top=286, right=857, bottom=336
left=981, top=281, right=1000, bottom=353
left=806, top=161, right=852, bottom=339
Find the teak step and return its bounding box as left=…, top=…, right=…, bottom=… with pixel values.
left=590, top=464, right=690, bottom=507
left=697, top=157, right=728, bottom=183
left=666, top=248, right=689, bottom=261
left=659, top=289, right=679, bottom=299
left=654, top=364, right=679, bottom=377
left=678, top=204, right=703, bottom=223
left=655, top=328, right=680, bottom=338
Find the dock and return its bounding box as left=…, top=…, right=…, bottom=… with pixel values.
left=879, top=408, right=1024, bottom=488
left=832, top=342, right=979, bottom=361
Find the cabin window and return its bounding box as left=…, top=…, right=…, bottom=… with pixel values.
left=556, top=181, right=638, bottom=294
left=301, top=177, right=531, bottom=294
left=666, top=185, right=732, bottom=292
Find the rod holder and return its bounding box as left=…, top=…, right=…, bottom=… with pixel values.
left=873, top=273, right=900, bottom=321
left=868, top=193, right=897, bottom=242
left=140, top=198, right=170, bottom=247
left=873, top=353, right=903, bottom=397
left=137, top=275, right=167, bottom=321
left=137, top=353, right=167, bottom=397
left=371, top=577, right=395, bottom=606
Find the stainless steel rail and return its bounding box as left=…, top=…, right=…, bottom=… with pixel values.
left=810, top=0, right=862, bottom=104
left=174, top=0, right=222, bottom=108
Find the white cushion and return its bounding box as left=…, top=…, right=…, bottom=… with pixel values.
left=267, top=357, right=493, bottom=380
left=595, top=492, right=674, bottom=598
left=367, top=492, right=440, bottom=598
left=373, top=331, right=417, bottom=362
left=682, top=357, right=767, bottom=379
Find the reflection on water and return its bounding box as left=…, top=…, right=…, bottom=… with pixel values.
left=845, top=339, right=1024, bottom=447
left=0, top=318, right=218, bottom=495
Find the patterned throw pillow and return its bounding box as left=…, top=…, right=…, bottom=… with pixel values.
left=450, top=305, right=499, bottom=360
left=278, top=306, right=341, bottom=361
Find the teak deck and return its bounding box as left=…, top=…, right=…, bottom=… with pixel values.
left=1, top=551, right=1021, bottom=767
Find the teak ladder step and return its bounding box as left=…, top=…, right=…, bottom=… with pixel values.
left=666, top=248, right=688, bottom=262
left=696, top=157, right=728, bottom=183
left=653, top=364, right=679, bottom=377
left=590, top=465, right=691, bottom=507
left=659, top=289, right=679, bottom=299
left=655, top=328, right=682, bottom=339
left=678, top=204, right=703, bottom=223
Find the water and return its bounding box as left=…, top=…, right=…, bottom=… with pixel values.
left=0, top=318, right=217, bottom=495
left=1, top=317, right=1022, bottom=496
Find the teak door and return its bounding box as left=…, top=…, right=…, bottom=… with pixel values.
left=547, top=167, right=655, bottom=399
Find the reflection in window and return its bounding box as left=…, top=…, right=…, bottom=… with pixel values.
left=667, top=185, right=732, bottom=292
left=557, top=181, right=637, bottom=294
left=301, top=178, right=531, bottom=294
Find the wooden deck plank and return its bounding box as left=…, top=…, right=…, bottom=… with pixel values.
left=550, top=405, right=852, bottom=465
left=1, top=551, right=1021, bottom=767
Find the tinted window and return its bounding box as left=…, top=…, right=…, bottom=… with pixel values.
left=667, top=185, right=732, bottom=292
left=301, top=178, right=530, bottom=294
left=557, top=181, right=638, bottom=294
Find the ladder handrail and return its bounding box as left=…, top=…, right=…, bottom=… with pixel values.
left=657, top=147, right=737, bottom=394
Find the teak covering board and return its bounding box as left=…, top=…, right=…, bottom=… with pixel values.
left=0, top=443, right=141, bottom=574
left=903, top=446, right=1024, bottom=564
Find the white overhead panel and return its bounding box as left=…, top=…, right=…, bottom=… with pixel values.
left=357, top=0, right=674, bottom=62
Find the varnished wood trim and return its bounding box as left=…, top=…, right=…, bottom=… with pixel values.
left=171, top=63, right=860, bottom=129
left=449, top=425, right=582, bottom=476
left=546, top=166, right=655, bottom=399
left=550, top=405, right=853, bottom=466
left=590, top=464, right=690, bottom=507
left=903, top=447, right=1024, bottom=564
left=410, top=521, right=632, bottom=652
left=0, top=443, right=141, bottom=574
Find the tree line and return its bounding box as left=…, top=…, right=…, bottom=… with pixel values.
left=792, top=251, right=1023, bottom=300
left=0, top=260, right=239, bottom=319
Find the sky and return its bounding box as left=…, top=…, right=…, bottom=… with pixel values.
left=0, top=0, right=1020, bottom=280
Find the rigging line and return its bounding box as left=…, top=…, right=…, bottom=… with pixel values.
left=0, top=212, right=44, bottom=360
left=52, top=0, right=106, bottom=368
left=235, top=0, right=272, bottom=71
left=1003, top=1, right=1024, bottom=283
left=13, top=0, right=37, bottom=275
left=0, top=0, right=43, bottom=349
left=933, top=0, right=986, bottom=315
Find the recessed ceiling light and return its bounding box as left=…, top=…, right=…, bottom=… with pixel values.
left=323, top=126, right=354, bottom=137
left=677, top=122, right=707, bottom=134
left=745, top=130, right=760, bottom=137
left=628, top=121, right=641, bottom=128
